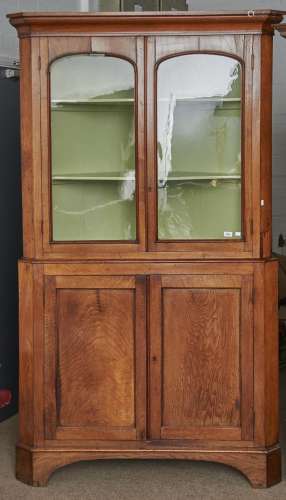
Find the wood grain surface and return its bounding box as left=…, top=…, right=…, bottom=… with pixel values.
left=44, top=274, right=147, bottom=441
left=57, top=288, right=135, bottom=427
left=162, top=288, right=241, bottom=428
left=149, top=273, right=254, bottom=442
left=11, top=9, right=282, bottom=489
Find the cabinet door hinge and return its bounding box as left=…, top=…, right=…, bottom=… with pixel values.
left=38, top=56, right=41, bottom=71
left=251, top=53, right=255, bottom=70
left=252, top=288, right=256, bottom=305
left=41, top=219, right=44, bottom=236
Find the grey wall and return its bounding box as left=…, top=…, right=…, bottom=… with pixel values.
left=0, top=0, right=285, bottom=252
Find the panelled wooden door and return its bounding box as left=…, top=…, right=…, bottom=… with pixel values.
left=44, top=275, right=146, bottom=441
left=149, top=273, right=254, bottom=441
left=147, top=35, right=259, bottom=258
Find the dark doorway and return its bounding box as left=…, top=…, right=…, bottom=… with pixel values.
left=0, top=68, right=21, bottom=421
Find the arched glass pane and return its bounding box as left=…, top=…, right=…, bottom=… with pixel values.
left=50, top=55, right=136, bottom=241
left=157, top=54, right=242, bottom=241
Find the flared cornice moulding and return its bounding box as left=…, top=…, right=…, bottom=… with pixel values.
left=7, top=10, right=286, bottom=37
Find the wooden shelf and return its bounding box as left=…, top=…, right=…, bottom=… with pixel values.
left=51, top=97, right=239, bottom=107
left=53, top=173, right=136, bottom=182
left=159, top=173, right=241, bottom=181
left=52, top=173, right=241, bottom=182
left=52, top=98, right=134, bottom=106
left=158, top=97, right=241, bottom=103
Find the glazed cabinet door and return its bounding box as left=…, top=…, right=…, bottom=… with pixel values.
left=149, top=273, right=254, bottom=442
left=40, top=36, right=146, bottom=259
left=147, top=35, right=259, bottom=258
left=44, top=275, right=146, bottom=441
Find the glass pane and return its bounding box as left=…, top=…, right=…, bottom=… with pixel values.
left=157, top=54, right=242, bottom=241
left=50, top=55, right=136, bottom=241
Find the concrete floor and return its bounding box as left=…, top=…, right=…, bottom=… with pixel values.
left=0, top=372, right=286, bottom=500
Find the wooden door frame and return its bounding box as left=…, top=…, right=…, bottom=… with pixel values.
left=22, top=30, right=271, bottom=261
left=44, top=274, right=147, bottom=441
left=149, top=273, right=254, bottom=442
left=39, top=35, right=146, bottom=259
left=146, top=34, right=259, bottom=258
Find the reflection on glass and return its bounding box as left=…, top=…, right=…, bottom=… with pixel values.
left=157, top=54, right=242, bottom=240
left=50, top=55, right=136, bottom=241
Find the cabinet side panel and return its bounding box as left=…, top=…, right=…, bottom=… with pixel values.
left=264, top=260, right=279, bottom=446
left=33, top=264, right=45, bottom=444
left=253, top=263, right=265, bottom=444
left=57, top=289, right=135, bottom=428
left=19, top=39, right=34, bottom=257
left=162, top=288, right=241, bottom=428
left=18, top=261, right=34, bottom=444
left=251, top=35, right=262, bottom=258
left=260, top=35, right=273, bottom=258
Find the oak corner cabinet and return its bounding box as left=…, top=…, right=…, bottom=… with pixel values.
left=9, top=10, right=285, bottom=488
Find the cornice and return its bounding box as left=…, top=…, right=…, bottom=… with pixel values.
left=7, top=10, right=285, bottom=37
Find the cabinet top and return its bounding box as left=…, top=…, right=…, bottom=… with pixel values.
left=8, top=10, right=285, bottom=36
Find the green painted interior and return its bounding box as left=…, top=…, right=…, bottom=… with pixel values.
left=51, top=103, right=135, bottom=176
left=157, top=100, right=242, bottom=240
left=158, top=180, right=241, bottom=240
left=51, top=91, right=136, bottom=241
left=157, top=55, right=242, bottom=241
left=53, top=180, right=136, bottom=241
left=168, top=102, right=241, bottom=176
left=51, top=53, right=242, bottom=244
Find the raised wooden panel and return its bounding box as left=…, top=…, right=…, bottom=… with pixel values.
left=155, top=35, right=245, bottom=60
left=57, top=288, right=135, bottom=428
left=44, top=275, right=146, bottom=441
left=162, top=288, right=240, bottom=428
left=91, top=36, right=136, bottom=60
left=48, top=37, right=91, bottom=63
left=149, top=273, right=254, bottom=441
